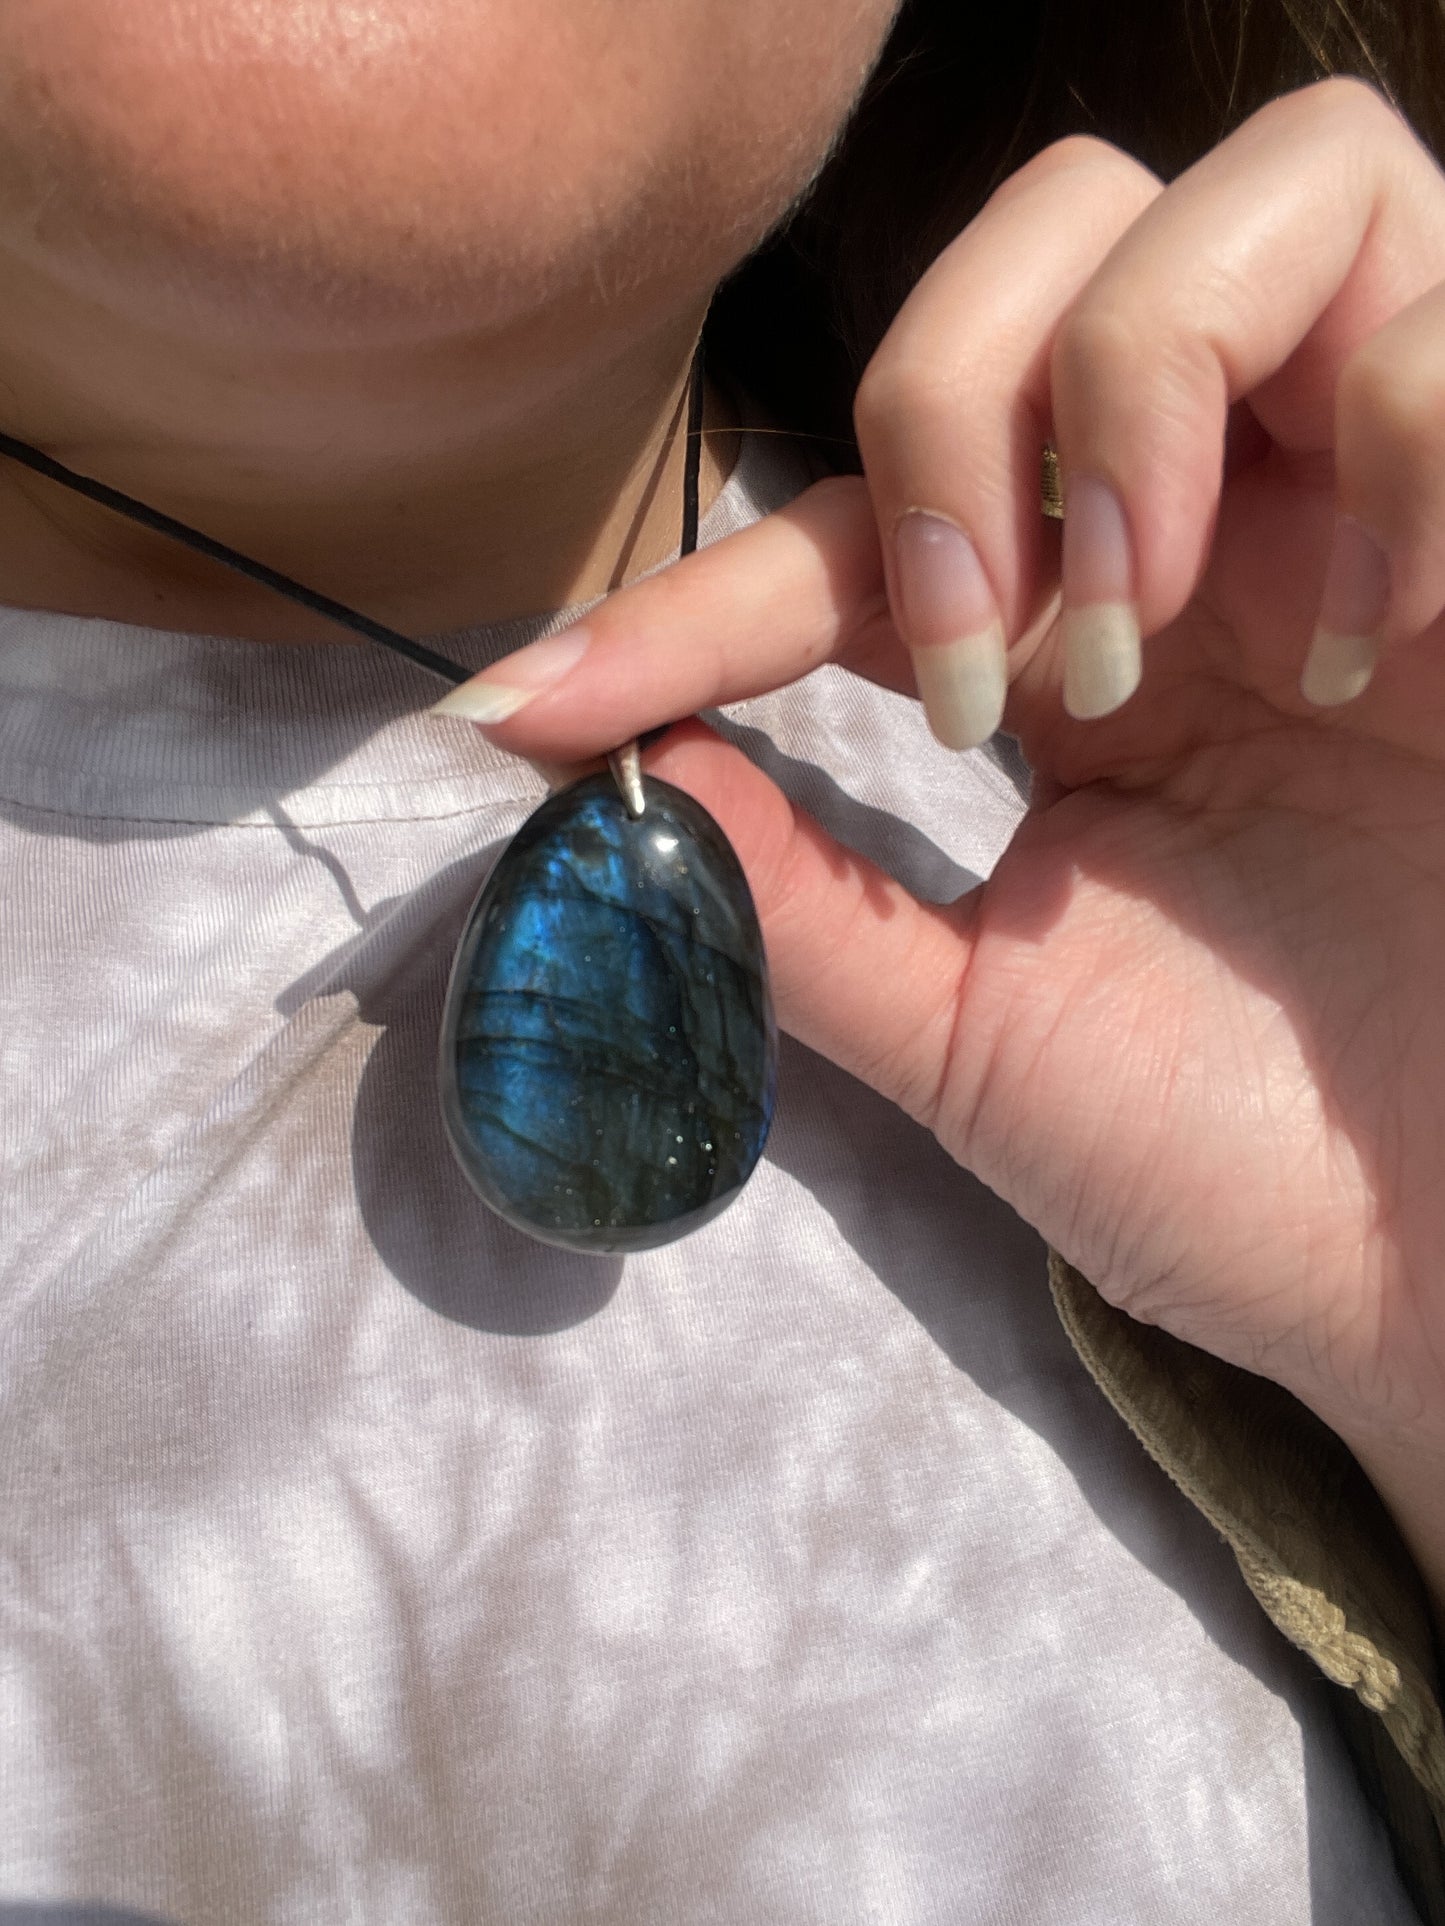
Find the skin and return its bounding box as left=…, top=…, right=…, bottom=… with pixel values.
left=1, top=14, right=1441, bottom=1627
left=0, top=0, right=897, bottom=633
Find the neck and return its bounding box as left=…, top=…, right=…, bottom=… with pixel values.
left=0, top=269, right=733, bottom=643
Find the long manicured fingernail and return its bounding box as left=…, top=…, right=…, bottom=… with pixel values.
left=1301, top=517, right=1389, bottom=707
left=1060, top=474, right=1141, bottom=720
left=893, top=511, right=1007, bottom=750
left=430, top=627, right=590, bottom=723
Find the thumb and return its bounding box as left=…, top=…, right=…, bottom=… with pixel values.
left=647, top=721, right=982, bottom=1134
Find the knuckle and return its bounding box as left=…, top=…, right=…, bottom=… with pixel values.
left=1339, top=339, right=1445, bottom=484
left=995, top=132, right=1156, bottom=204
left=1017, top=132, right=1126, bottom=183
left=1261, top=73, right=1403, bottom=145
left=1303, top=72, right=1396, bottom=128
left=1051, top=299, right=1146, bottom=395
left=1053, top=284, right=1224, bottom=431
left=854, top=352, right=963, bottom=447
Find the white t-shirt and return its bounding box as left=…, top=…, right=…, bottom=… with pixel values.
left=0, top=432, right=1416, bottom=1923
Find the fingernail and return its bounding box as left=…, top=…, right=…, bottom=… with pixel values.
left=430, top=627, right=590, bottom=723
left=894, top=511, right=1008, bottom=750
left=1301, top=517, right=1389, bottom=707
left=1060, top=475, right=1141, bottom=720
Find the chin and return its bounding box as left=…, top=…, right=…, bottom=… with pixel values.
left=0, top=0, right=894, bottom=351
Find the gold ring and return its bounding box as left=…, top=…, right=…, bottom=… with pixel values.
left=1041, top=442, right=1064, bottom=520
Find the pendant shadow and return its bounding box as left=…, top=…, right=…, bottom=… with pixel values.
left=298, top=728, right=996, bottom=1341
left=279, top=835, right=625, bottom=1337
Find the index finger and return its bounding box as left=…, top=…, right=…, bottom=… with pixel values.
left=429, top=475, right=899, bottom=759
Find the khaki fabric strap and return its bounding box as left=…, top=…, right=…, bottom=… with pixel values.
left=1049, top=1251, right=1445, bottom=1920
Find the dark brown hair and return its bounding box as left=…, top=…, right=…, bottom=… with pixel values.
left=711, top=0, right=1445, bottom=452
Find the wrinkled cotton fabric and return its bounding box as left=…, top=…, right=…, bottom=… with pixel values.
left=0, top=436, right=1419, bottom=1924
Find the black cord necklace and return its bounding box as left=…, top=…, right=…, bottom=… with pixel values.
left=0, top=347, right=776, bottom=1254
left=0, top=342, right=706, bottom=690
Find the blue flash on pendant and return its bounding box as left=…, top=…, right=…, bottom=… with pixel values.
left=440, top=771, right=777, bottom=1252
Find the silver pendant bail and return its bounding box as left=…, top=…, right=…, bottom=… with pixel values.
left=608, top=739, right=646, bottom=819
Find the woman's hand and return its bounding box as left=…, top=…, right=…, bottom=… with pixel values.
left=438, top=78, right=1445, bottom=1594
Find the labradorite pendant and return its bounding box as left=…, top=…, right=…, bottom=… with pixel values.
left=440, top=772, right=777, bottom=1252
